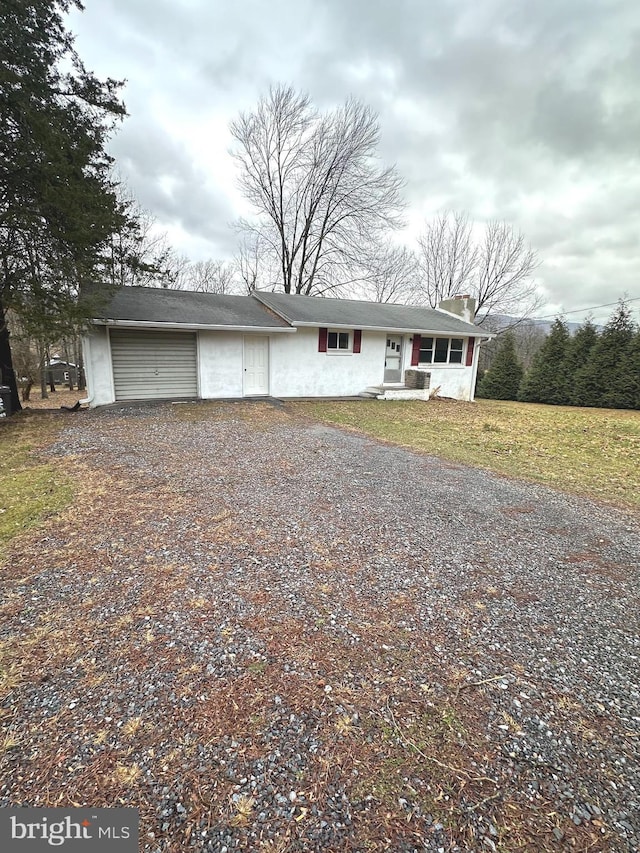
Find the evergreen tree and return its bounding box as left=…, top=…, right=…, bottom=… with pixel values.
left=476, top=331, right=523, bottom=400
left=572, top=301, right=636, bottom=408
left=518, top=318, right=570, bottom=404
left=608, top=328, right=640, bottom=410
left=563, top=319, right=599, bottom=405
left=0, top=0, right=131, bottom=412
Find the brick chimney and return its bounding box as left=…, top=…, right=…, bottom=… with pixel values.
left=438, top=294, right=476, bottom=324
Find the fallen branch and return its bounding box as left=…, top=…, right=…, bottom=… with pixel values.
left=380, top=700, right=497, bottom=786
left=468, top=792, right=502, bottom=812
left=454, top=674, right=512, bottom=700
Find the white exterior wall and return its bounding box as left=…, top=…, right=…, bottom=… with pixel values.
left=85, top=325, right=478, bottom=405
left=269, top=327, right=387, bottom=397
left=399, top=335, right=475, bottom=402
left=422, top=365, right=475, bottom=401
left=84, top=327, right=115, bottom=406
left=198, top=331, right=244, bottom=398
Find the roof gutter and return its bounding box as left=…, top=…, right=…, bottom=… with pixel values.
left=91, top=319, right=296, bottom=333
left=289, top=321, right=493, bottom=337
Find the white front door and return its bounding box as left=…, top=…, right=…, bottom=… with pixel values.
left=244, top=336, right=269, bottom=395
left=384, top=335, right=403, bottom=383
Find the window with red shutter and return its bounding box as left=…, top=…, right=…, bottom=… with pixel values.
left=466, top=337, right=475, bottom=366
left=353, top=330, right=362, bottom=353
left=411, top=335, right=421, bottom=366
left=318, top=327, right=328, bottom=352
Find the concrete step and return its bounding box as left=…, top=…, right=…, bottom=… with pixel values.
left=359, top=386, right=383, bottom=398
left=378, top=388, right=430, bottom=401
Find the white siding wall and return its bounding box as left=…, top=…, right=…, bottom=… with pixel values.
left=198, top=331, right=244, bottom=398
left=269, top=327, right=387, bottom=397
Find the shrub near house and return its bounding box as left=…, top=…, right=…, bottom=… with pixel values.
left=476, top=332, right=523, bottom=401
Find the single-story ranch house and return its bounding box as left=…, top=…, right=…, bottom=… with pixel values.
left=82, top=287, right=492, bottom=406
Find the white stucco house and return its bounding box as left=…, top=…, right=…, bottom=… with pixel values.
left=82, top=287, right=492, bottom=407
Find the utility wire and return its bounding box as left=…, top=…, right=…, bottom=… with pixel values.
left=532, top=296, right=640, bottom=321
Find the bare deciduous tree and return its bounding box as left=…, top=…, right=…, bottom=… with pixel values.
left=230, top=85, right=405, bottom=295
left=184, top=260, right=236, bottom=294
left=416, top=212, right=541, bottom=323
left=160, top=256, right=238, bottom=294
left=417, top=212, right=477, bottom=307
left=340, top=243, right=418, bottom=304
left=364, top=245, right=418, bottom=304
left=235, top=234, right=263, bottom=293
left=107, top=185, right=175, bottom=288
left=476, top=221, right=540, bottom=320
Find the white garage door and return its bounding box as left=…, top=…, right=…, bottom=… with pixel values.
left=110, top=330, right=198, bottom=401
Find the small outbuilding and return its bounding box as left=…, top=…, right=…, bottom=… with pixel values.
left=83, top=287, right=490, bottom=406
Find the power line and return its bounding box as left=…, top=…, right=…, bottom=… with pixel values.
left=532, top=296, right=640, bottom=321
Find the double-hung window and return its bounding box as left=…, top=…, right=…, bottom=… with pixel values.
left=419, top=337, right=464, bottom=365
left=319, top=328, right=362, bottom=354
left=327, top=331, right=351, bottom=351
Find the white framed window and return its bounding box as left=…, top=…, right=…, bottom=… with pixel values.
left=327, top=330, right=352, bottom=352
left=419, top=337, right=465, bottom=365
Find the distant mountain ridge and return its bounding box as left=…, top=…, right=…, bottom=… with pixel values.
left=482, top=314, right=598, bottom=335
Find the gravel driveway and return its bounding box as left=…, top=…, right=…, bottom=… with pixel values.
left=1, top=401, right=638, bottom=852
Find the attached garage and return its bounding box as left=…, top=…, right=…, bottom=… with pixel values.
left=110, top=329, right=198, bottom=401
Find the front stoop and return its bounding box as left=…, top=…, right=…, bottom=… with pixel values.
left=378, top=387, right=431, bottom=400
left=358, top=385, right=431, bottom=401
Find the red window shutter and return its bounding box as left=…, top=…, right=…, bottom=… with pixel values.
left=318, top=327, right=328, bottom=352
left=466, top=336, right=475, bottom=367
left=353, top=329, right=362, bottom=353
left=411, top=334, right=421, bottom=366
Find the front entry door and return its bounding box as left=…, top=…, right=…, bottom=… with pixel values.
left=384, top=335, right=402, bottom=383
left=244, top=336, right=269, bottom=395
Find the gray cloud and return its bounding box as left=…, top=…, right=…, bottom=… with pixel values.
left=68, top=0, right=640, bottom=318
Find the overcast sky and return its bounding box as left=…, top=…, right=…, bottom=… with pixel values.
left=68, top=0, right=640, bottom=322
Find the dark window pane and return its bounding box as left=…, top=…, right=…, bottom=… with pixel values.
left=419, top=347, right=432, bottom=363
left=328, top=332, right=338, bottom=349
left=449, top=350, right=463, bottom=363
left=424, top=337, right=433, bottom=348
left=451, top=338, right=463, bottom=351
left=338, top=332, right=349, bottom=349
left=434, top=338, right=449, bottom=362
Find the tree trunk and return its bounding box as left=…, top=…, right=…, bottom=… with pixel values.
left=22, top=380, right=33, bottom=402
left=0, top=294, right=22, bottom=414
left=46, top=344, right=56, bottom=391
left=38, top=340, right=48, bottom=399
left=76, top=337, right=86, bottom=391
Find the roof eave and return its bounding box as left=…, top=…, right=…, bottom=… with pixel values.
left=91, top=319, right=296, bottom=333
left=291, top=321, right=488, bottom=336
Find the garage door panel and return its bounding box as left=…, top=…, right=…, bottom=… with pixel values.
left=110, top=330, right=198, bottom=401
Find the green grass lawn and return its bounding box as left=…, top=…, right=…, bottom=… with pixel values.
left=0, top=414, right=72, bottom=548
left=291, top=398, right=640, bottom=510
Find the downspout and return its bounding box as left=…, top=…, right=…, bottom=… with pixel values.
left=470, top=337, right=491, bottom=401
left=79, top=334, right=93, bottom=406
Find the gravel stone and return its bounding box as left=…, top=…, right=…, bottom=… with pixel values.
left=2, top=401, right=638, bottom=852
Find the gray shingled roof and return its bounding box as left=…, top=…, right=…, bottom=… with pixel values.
left=93, top=287, right=292, bottom=329
left=253, top=291, right=482, bottom=334
left=93, top=286, right=485, bottom=336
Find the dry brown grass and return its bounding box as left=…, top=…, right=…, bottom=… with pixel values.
left=18, top=388, right=84, bottom=410
left=292, top=398, right=640, bottom=510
